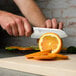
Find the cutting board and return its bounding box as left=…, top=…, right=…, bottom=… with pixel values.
left=0, top=49, right=76, bottom=76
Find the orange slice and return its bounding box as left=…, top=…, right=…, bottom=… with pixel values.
left=39, top=32, right=62, bottom=53
left=25, top=50, right=51, bottom=59
left=25, top=52, right=68, bottom=60
left=7, top=46, right=33, bottom=50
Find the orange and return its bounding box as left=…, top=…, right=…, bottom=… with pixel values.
left=38, top=32, right=62, bottom=54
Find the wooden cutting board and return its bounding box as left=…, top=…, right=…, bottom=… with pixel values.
left=0, top=50, right=76, bottom=76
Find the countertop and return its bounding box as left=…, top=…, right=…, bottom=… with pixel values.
left=0, top=49, right=76, bottom=76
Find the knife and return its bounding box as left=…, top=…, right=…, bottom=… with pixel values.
left=31, top=27, right=68, bottom=39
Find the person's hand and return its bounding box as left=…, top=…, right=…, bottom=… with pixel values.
left=45, top=18, right=63, bottom=29
left=0, top=11, right=33, bottom=36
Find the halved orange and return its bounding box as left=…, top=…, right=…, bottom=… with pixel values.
left=38, top=32, right=62, bottom=54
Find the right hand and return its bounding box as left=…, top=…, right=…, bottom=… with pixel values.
left=0, top=11, right=33, bottom=37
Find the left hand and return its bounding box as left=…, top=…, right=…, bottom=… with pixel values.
left=45, top=18, right=63, bottom=29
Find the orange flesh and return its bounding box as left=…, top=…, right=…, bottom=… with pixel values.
left=41, top=36, right=58, bottom=51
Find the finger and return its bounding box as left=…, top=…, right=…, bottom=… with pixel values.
left=0, top=24, right=13, bottom=35
left=16, top=18, right=25, bottom=36
left=52, top=18, right=57, bottom=29
left=23, top=19, right=33, bottom=37
left=45, top=19, right=52, bottom=28
left=59, top=22, right=63, bottom=30
left=11, top=22, right=19, bottom=36
left=5, top=24, right=13, bottom=35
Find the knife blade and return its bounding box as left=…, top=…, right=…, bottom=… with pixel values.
left=31, top=27, right=68, bottom=38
